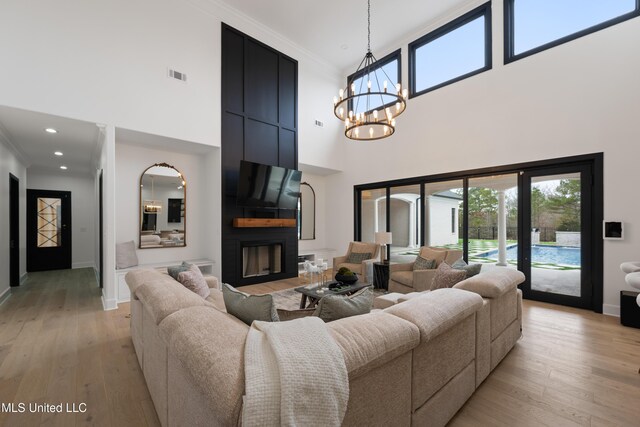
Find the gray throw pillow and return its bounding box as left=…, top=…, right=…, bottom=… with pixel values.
left=177, top=265, right=210, bottom=299
left=115, top=241, right=138, bottom=269
left=346, top=252, right=372, bottom=263
left=451, top=259, right=482, bottom=278
left=222, top=283, right=279, bottom=325
left=313, top=287, right=373, bottom=322
left=413, top=255, right=436, bottom=270
left=430, top=262, right=467, bottom=291
left=168, top=261, right=192, bottom=280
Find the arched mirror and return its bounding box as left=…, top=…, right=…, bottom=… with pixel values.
left=139, top=163, right=186, bottom=248
left=298, top=182, right=315, bottom=240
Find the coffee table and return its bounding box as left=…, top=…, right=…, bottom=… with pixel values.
left=295, top=281, right=370, bottom=309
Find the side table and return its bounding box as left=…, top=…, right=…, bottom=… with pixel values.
left=373, top=262, right=393, bottom=291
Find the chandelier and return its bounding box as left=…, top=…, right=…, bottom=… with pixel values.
left=333, top=0, right=407, bottom=141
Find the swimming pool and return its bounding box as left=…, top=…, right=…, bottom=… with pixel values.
left=476, top=244, right=581, bottom=267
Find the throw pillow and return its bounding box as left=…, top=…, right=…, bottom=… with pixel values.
left=222, top=283, right=279, bottom=325
left=168, top=261, right=192, bottom=280
left=451, top=259, right=482, bottom=278
left=177, top=265, right=210, bottom=299
left=430, top=262, right=467, bottom=291
left=115, top=241, right=138, bottom=269
left=313, top=287, right=373, bottom=322
left=346, top=252, right=372, bottom=263
left=413, top=255, right=436, bottom=270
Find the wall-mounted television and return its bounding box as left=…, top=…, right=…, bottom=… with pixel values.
left=236, top=160, right=302, bottom=210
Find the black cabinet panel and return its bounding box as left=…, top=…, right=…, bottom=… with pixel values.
left=245, top=119, right=278, bottom=166
left=222, top=112, right=244, bottom=196
left=279, top=57, right=297, bottom=129
left=246, top=40, right=279, bottom=123
left=223, top=30, right=244, bottom=113
left=279, top=128, right=296, bottom=169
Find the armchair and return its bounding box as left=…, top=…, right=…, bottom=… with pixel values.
left=389, top=246, right=463, bottom=294
left=333, top=241, right=380, bottom=284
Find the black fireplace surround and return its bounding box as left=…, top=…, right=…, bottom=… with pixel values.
left=221, top=24, right=299, bottom=286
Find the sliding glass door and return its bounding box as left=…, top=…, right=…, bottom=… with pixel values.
left=520, top=165, right=593, bottom=309
left=354, top=154, right=602, bottom=311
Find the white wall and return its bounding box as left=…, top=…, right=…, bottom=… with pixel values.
left=325, top=2, right=640, bottom=315
left=0, top=134, right=27, bottom=300
left=0, top=0, right=343, bottom=170
left=27, top=169, right=97, bottom=269
left=115, top=142, right=218, bottom=266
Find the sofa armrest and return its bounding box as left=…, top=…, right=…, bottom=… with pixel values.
left=390, top=262, right=413, bottom=273
left=333, top=255, right=348, bottom=268
left=205, top=275, right=220, bottom=290
left=412, top=269, right=438, bottom=292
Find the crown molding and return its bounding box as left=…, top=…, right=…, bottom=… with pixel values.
left=186, top=0, right=341, bottom=78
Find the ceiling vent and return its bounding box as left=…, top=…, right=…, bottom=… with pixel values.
left=314, top=120, right=324, bottom=128
left=168, top=68, right=187, bottom=83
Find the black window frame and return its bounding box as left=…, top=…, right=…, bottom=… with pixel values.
left=409, top=2, right=492, bottom=98
left=346, top=49, right=402, bottom=115
left=505, top=0, right=640, bottom=64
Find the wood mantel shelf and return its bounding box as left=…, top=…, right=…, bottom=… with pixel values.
left=233, top=218, right=296, bottom=228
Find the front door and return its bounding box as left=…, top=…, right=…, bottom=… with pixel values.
left=9, top=174, right=19, bottom=286
left=520, top=165, right=593, bottom=309
left=26, top=189, right=72, bottom=272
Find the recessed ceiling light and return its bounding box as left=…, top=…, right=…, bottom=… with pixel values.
left=60, top=166, right=68, bottom=170
left=54, top=151, right=63, bottom=156
left=45, top=128, right=58, bottom=134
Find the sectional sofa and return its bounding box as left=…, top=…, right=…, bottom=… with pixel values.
left=125, top=267, right=523, bottom=426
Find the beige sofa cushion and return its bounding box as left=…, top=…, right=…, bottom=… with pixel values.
left=205, top=289, right=226, bottom=312
left=328, top=311, right=420, bottom=379
left=453, top=268, right=525, bottom=298
left=385, top=288, right=483, bottom=342
left=420, top=247, right=447, bottom=266
left=391, top=271, right=414, bottom=287
left=136, top=280, right=211, bottom=325
left=159, top=306, right=248, bottom=426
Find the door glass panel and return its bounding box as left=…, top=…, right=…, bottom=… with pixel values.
left=468, top=175, right=519, bottom=269
left=530, top=173, right=581, bottom=296
left=424, top=180, right=464, bottom=250
left=37, top=197, right=62, bottom=248
left=360, top=188, right=387, bottom=244
left=389, top=184, right=421, bottom=262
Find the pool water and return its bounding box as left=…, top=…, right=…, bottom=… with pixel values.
left=476, top=244, right=581, bottom=267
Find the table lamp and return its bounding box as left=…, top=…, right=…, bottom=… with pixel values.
left=375, top=232, right=393, bottom=263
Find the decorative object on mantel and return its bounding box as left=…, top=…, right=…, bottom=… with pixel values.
left=333, top=0, right=407, bottom=141
left=375, top=231, right=393, bottom=262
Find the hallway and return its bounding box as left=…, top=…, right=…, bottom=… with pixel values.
left=0, top=268, right=159, bottom=427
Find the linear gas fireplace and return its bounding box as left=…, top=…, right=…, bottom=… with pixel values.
left=242, top=242, right=283, bottom=278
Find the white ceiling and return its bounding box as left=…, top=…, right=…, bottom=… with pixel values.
left=216, top=0, right=474, bottom=70
left=0, top=106, right=99, bottom=175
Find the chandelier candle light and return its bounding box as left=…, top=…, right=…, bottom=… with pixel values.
left=333, top=0, right=407, bottom=141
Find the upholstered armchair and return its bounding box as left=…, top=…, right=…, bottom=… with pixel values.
left=389, top=246, right=463, bottom=294
left=333, top=241, right=380, bottom=284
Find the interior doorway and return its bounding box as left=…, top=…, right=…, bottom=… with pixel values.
left=9, top=174, right=20, bottom=286
left=26, top=189, right=72, bottom=272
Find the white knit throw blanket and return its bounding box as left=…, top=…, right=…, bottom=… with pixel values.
left=242, top=317, right=349, bottom=427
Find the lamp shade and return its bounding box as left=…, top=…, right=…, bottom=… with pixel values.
left=375, top=232, right=392, bottom=245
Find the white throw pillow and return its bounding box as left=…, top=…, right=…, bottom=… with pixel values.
left=116, top=241, right=139, bottom=269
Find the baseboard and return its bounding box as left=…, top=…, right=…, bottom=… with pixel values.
left=73, top=261, right=96, bottom=269
left=0, top=288, right=11, bottom=306
left=101, top=295, right=118, bottom=311
left=603, top=304, right=620, bottom=317
left=19, top=273, right=28, bottom=285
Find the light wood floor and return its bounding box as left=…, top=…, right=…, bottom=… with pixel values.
left=1, top=269, right=639, bottom=426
